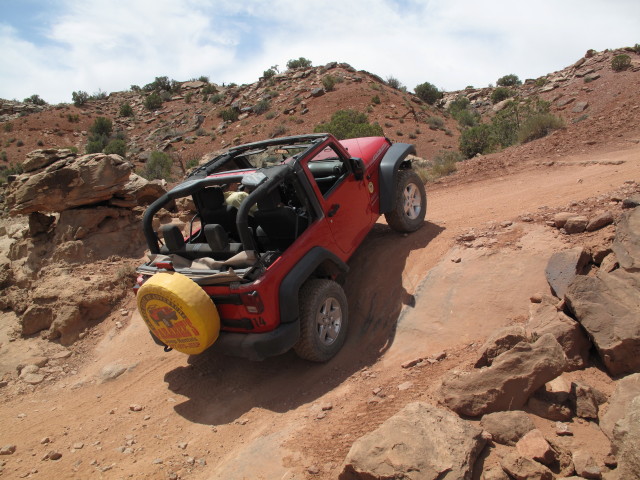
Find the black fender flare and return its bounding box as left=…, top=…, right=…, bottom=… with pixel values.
left=278, top=247, right=349, bottom=324
left=378, top=143, right=416, bottom=214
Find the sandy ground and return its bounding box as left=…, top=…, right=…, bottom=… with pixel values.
left=0, top=143, right=638, bottom=479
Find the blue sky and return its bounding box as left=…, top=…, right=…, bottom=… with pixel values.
left=1, top=0, right=639, bottom=104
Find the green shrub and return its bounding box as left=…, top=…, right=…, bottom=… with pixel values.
left=91, top=89, right=108, bottom=100
left=322, top=75, right=336, bottom=92
left=16, top=139, right=24, bottom=147
left=270, top=124, right=288, bottom=138
left=265, top=111, right=276, bottom=120
left=72, top=91, right=89, bottom=106
left=103, top=139, right=127, bottom=156
left=253, top=98, right=271, bottom=114
left=0, top=162, right=23, bottom=184
left=144, top=93, right=163, bottom=110
left=85, top=139, right=105, bottom=154
left=210, top=93, right=224, bottom=104
left=90, top=117, right=113, bottom=137
left=119, top=102, right=134, bottom=117
left=313, top=109, right=383, bottom=140
left=185, top=92, right=193, bottom=103
left=386, top=76, right=403, bottom=89
left=612, top=54, right=631, bottom=71
left=286, top=57, right=312, bottom=69
left=67, top=113, right=80, bottom=123
left=3, top=122, right=13, bottom=132
left=198, top=75, right=210, bottom=83
left=263, top=68, right=276, bottom=80
left=202, top=84, right=217, bottom=95
left=24, top=94, right=46, bottom=105
left=218, top=108, right=239, bottom=122
left=517, top=113, right=565, bottom=143
left=426, top=116, right=444, bottom=130
left=496, top=74, right=522, bottom=87
left=371, top=95, right=381, bottom=105
left=142, top=151, right=173, bottom=180
left=632, top=44, right=640, bottom=54
left=431, top=151, right=464, bottom=178
left=491, top=87, right=513, bottom=104
left=130, top=85, right=141, bottom=92
left=459, top=124, right=496, bottom=158
left=414, top=82, right=443, bottom=105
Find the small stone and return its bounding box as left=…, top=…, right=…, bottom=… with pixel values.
left=129, top=404, right=143, bottom=412
left=143, top=415, right=151, bottom=421
left=72, top=442, right=84, bottom=450
left=51, top=350, right=72, bottom=359
left=40, top=437, right=50, bottom=445
left=555, top=422, right=573, bottom=436
left=530, top=293, right=543, bottom=303
left=603, top=454, right=617, bottom=468
left=0, top=445, right=16, bottom=455
left=152, top=458, right=163, bottom=464
left=401, top=358, right=423, bottom=369
left=397, top=381, right=413, bottom=391
left=120, top=309, right=128, bottom=316
left=316, top=412, right=327, bottom=420
left=177, top=442, right=188, bottom=450
left=321, top=403, right=333, bottom=411
left=573, top=450, right=601, bottom=479
left=307, top=465, right=320, bottom=475
left=516, top=429, right=556, bottom=465
left=21, top=373, right=45, bottom=385
left=44, top=451, right=62, bottom=461
left=451, top=257, right=462, bottom=263
left=372, top=387, right=382, bottom=396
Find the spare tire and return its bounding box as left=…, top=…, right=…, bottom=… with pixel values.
left=137, top=272, right=220, bottom=355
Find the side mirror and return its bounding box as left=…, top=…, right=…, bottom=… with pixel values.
left=350, top=157, right=365, bottom=181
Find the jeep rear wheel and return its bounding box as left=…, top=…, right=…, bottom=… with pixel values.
left=294, top=279, right=348, bottom=362
left=384, top=169, right=426, bottom=233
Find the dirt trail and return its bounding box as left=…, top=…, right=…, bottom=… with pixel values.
left=0, top=145, right=638, bottom=479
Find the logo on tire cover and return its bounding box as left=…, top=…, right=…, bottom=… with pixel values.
left=139, top=292, right=200, bottom=346
left=368, top=181, right=374, bottom=193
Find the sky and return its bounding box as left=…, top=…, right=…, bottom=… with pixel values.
left=1, top=0, right=639, bottom=104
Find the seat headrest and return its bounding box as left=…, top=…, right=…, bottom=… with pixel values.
left=200, top=187, right=225, bottom=208
left=204, top=223, right=229, bottom=251
left=160, top=224, right=185, bottom=251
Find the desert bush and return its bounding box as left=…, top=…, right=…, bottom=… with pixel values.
left=286, top=57, right=312, bottom=69
left=448, top=95, right=480, bottom=128
left=263, top=68, right=276, bottom=80
left=91, top=89, right=108, bottom=100
left=219, top=108, right=239, bottom=122
left=3, top=122, right=13, bottom=132
left=202, top=84, right=217, bottom=95
left=119, top=102, right=134, bottom=117
left=491, top=87, right=513, bottom=104
left=90, top=117, right=113, bottom=137
left=431, top=151, right=464, bottom=179
left=371, top=95, right=381, bottom=105
left=459, top=124, right=497, bottom=158
left=72, top=91, right=89, bottom=106
left=130, top=85, right=141, bottom=92
left=209, top=93, right=224, bottom=104
left=612, top=54, right=631, bottom=71
left=144, top=93, right=163, bottom=110
left=198, top=75, right=210, bottom=83
left=253, top=98, right=271, bottom=115
left=313, top=109, right=383, bottom=140
left=0, top=162, right=23, bottom=184
left=185, top=92, right=193, bottom=103
left=322, top=75, right=336, bottom=92
left=85, top=139, right=105, bottom=154
left=496, top=74, right=522, bottom=87
left=426, top=116, right=444, bottom=130
left=517, top=113, right=565, bottom=143
left=103, top=139, right=127, bottom=156
left=142, top=151, right=173, bottom=180
left=67, top=113, right=80, bottom=123
left=386, top=76, right=403, bottom=90
left=632, top=44, right=640, bottom=54
left=414, top=82, right=443, bottom=105
left=24, top=94, right=46, bottom=105
left=270, top=124, right=288, bottom=138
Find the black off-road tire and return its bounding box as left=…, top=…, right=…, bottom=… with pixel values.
left=294, top=279, right=348, bottom=362
left=384, top=169, right=427, bottom=233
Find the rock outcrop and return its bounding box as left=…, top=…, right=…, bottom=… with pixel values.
left=340, top=402, right=486, bottom=480
left=439, top=334, right=568, bottom=416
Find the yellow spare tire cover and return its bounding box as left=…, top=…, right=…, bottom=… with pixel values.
left=137, top=272, right=220, bottom=355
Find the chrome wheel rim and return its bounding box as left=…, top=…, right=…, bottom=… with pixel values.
left=316, top=297, right=342, bottom=346
left=403, top=183, right=422, bottom=220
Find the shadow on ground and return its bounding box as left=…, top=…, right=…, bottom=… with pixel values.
left=164, top=221, right=445, bottom=425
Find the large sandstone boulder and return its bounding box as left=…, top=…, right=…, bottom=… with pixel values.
left=526, top=295, right=591, bottom=370
left=21, top=148, right=75, bottom=173
left=109, top=173, right=167, bottom=208
left=6, top=153, right=132, bottom=214
left=480, top=411, right=535, bottom=445
left=474, top=325, right=526, bottom=368
left=612, top=206, right=640, bottom=271
left=545, top=247, right=590, bottom=298
left=439, top=334, right=568, bottom=416
left=565, top=269, right=640, bottom=376
left=339, top=402, right=486, bottom=480
left=600, top=373, right=640, bottom=440
left=611, top=395, right=640, bottom=479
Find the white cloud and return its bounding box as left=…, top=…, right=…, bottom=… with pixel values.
left=1, top=0, right=638, bottom=103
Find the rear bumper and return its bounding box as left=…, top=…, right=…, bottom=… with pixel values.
left=210, top=321, right=300, bottom=361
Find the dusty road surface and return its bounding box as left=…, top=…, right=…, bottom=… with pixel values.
left=0, top=143, right=638, bottom=479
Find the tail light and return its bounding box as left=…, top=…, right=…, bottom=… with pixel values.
left=155, top=261, right=174, bottom=270
left=240, top=291, right=264, bottom=314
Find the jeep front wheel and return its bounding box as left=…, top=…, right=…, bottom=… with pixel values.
left=384, top=169, right=427, bottom=233
left=294, top=279, right=348, bottom=362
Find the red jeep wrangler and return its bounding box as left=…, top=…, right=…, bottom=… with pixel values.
left=135, top=134, right=426, bottom=361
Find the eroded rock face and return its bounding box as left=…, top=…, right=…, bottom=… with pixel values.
left=545, top=247, right=591, bottom=298
left=600, top=373, right=640, bottom=441
left=6, top=153, right=132, bottom=215
left=611, top=395, right=640, bottom=479
left=439, top=334, right=568, bottom=417
left=526, top=295, right=591, bottom=370
left=480, top=411, right=535, bottom=445
left=566, top=269, right=640, bottom=376
left=612, top=207, right=640, bottom=271
left=474, top=325, right=527, bottom=368
left=340, top=402, right=486, bottom=480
